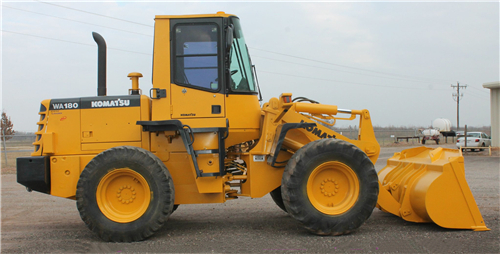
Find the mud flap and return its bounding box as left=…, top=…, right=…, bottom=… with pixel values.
left=376, top=147, right=489, bottom=231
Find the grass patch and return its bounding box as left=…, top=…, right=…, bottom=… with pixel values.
left=1, top=140, right=34, bottom=150
left=1, top=151, right=32, bottom=174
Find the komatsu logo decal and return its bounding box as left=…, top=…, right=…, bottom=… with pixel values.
left=300, top=120, right=336, bottom=139
left=91, top=99, right=130, bottom=108
left=49, top=96, right=140, bottom=110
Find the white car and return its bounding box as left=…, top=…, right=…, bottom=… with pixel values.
left=456, top=132, right=492, bottom=151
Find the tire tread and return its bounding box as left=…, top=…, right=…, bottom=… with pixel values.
left=281, top=139, right=378, bottom=236
left=76, top=146, right=174, bottom=242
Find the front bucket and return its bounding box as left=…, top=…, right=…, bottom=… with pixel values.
left=376, top=146, right=489, bottom=231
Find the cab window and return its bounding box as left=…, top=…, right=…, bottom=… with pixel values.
left=229, top=18, right=256, bottom=93
left=173, top=23, right=219, bottom=90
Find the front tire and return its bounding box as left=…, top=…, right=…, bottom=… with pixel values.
left=281, top=139, right=378, bottom=236
left=76, top=146, right=174, bottom=242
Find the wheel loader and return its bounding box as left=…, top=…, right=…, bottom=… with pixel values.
left=17, top=12, right=489, bottom=242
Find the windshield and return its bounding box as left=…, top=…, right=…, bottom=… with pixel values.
left=228, top=18, right=256, bottom=93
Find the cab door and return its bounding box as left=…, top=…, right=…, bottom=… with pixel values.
left=170, top=19, right=225, bottom=119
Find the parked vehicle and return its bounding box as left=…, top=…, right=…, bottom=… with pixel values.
left=420, top=128, right=440, bottom=144
left=456, top=132, right=491, bottom=151
left=432, top=118, right=456, bottom=139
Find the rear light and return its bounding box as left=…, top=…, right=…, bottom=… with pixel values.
left=457, top=139, right=460, bottom=142
left=475, top=139, right=480, bottom=142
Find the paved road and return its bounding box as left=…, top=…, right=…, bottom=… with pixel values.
left=2, top=146, right=498, bottom=253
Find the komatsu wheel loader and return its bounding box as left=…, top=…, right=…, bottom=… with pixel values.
left=17, top=12, right=489, bottom=242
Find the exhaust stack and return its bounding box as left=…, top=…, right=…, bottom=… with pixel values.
left=92, top=32, right=106, bottom=96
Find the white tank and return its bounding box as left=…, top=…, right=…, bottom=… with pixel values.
left=421, top=129, right=440, bottom=136
left=432, top=118, right=452, bottom=132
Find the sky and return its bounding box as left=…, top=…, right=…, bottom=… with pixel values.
left=2, top=1, right=499, bottom=132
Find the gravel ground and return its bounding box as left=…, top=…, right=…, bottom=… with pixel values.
left=2, top=145, right=498, bottom=253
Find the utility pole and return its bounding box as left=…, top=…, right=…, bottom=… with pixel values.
left=451, top=82, right=467, bottom=131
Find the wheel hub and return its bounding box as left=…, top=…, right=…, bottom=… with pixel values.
left=96, top=168, right=151, bottom=223
left=116, top=185, right=137, bottom=204
left=307, top=161, right=360, bottom=215
left=320, top=178, right=339, bottom=197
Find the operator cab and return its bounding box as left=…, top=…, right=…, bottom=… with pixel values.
left=171, top=16, right=257, bottom=95
left=150, top=13, right=262, bottom=149
left=153, top=13, right=261, bottom=123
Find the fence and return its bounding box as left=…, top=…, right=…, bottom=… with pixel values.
left=1, top=134, right=36, bottom=167
left=336, top=128, right=426, bottom=146
left=0, top=130, right=459, bottom=166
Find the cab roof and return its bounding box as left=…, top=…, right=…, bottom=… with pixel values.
left=155, top=12, right=236, bottom=19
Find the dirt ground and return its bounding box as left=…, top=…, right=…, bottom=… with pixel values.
left=1, top=145, right=499, bottom=253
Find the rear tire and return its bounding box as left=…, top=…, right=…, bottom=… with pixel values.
left=76, top=146, right=174, bottom=242
left=422, top=139, right=426, bottom=145
left=270, top=186, right=287, bottom=212
left=281, top=139, right=378, bottom=236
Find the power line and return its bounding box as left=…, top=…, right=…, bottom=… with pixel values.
left=252, top=54, right=446, bottom=87
left=35, top=0, right=154, bottom=28
left=465, top=90, right=489, bottom=99
left=12, top=2, right=456, bottom=88
left=3, top=30, right=92, bottom=47
left=3, top=28, right=482, bottom=96
left=4, top=3, right=472, bottom=95
left=469, top=85, right=489, bottom=95
left=249, top=47, right=452, bottom=83
left=464, top=92, right=488, bottom=100
left=2, top=30, right=150, bottom=56
left=3, top=5, right=153, bottom=37
left=259, top=70, right=449, bottom=91
left=1, top=29, right=454, bottom=93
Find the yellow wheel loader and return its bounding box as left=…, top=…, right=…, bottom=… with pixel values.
left=17, top=12, right=489, bottom=242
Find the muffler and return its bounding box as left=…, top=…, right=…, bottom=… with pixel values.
left=92, top=32, right=106, bottom=96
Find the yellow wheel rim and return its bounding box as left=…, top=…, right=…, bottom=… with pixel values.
left=96, top=168, right=151, bottom=223
left=307, top=161, right=359, bottom=215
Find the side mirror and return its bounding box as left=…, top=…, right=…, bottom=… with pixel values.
left=226, top=24, right=234, bottom=52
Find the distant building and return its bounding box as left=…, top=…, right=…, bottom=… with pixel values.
left=483, top=81, right=500, bottom=147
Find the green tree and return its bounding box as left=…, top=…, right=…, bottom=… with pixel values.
left=1, top=112, right=15, bottom=141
